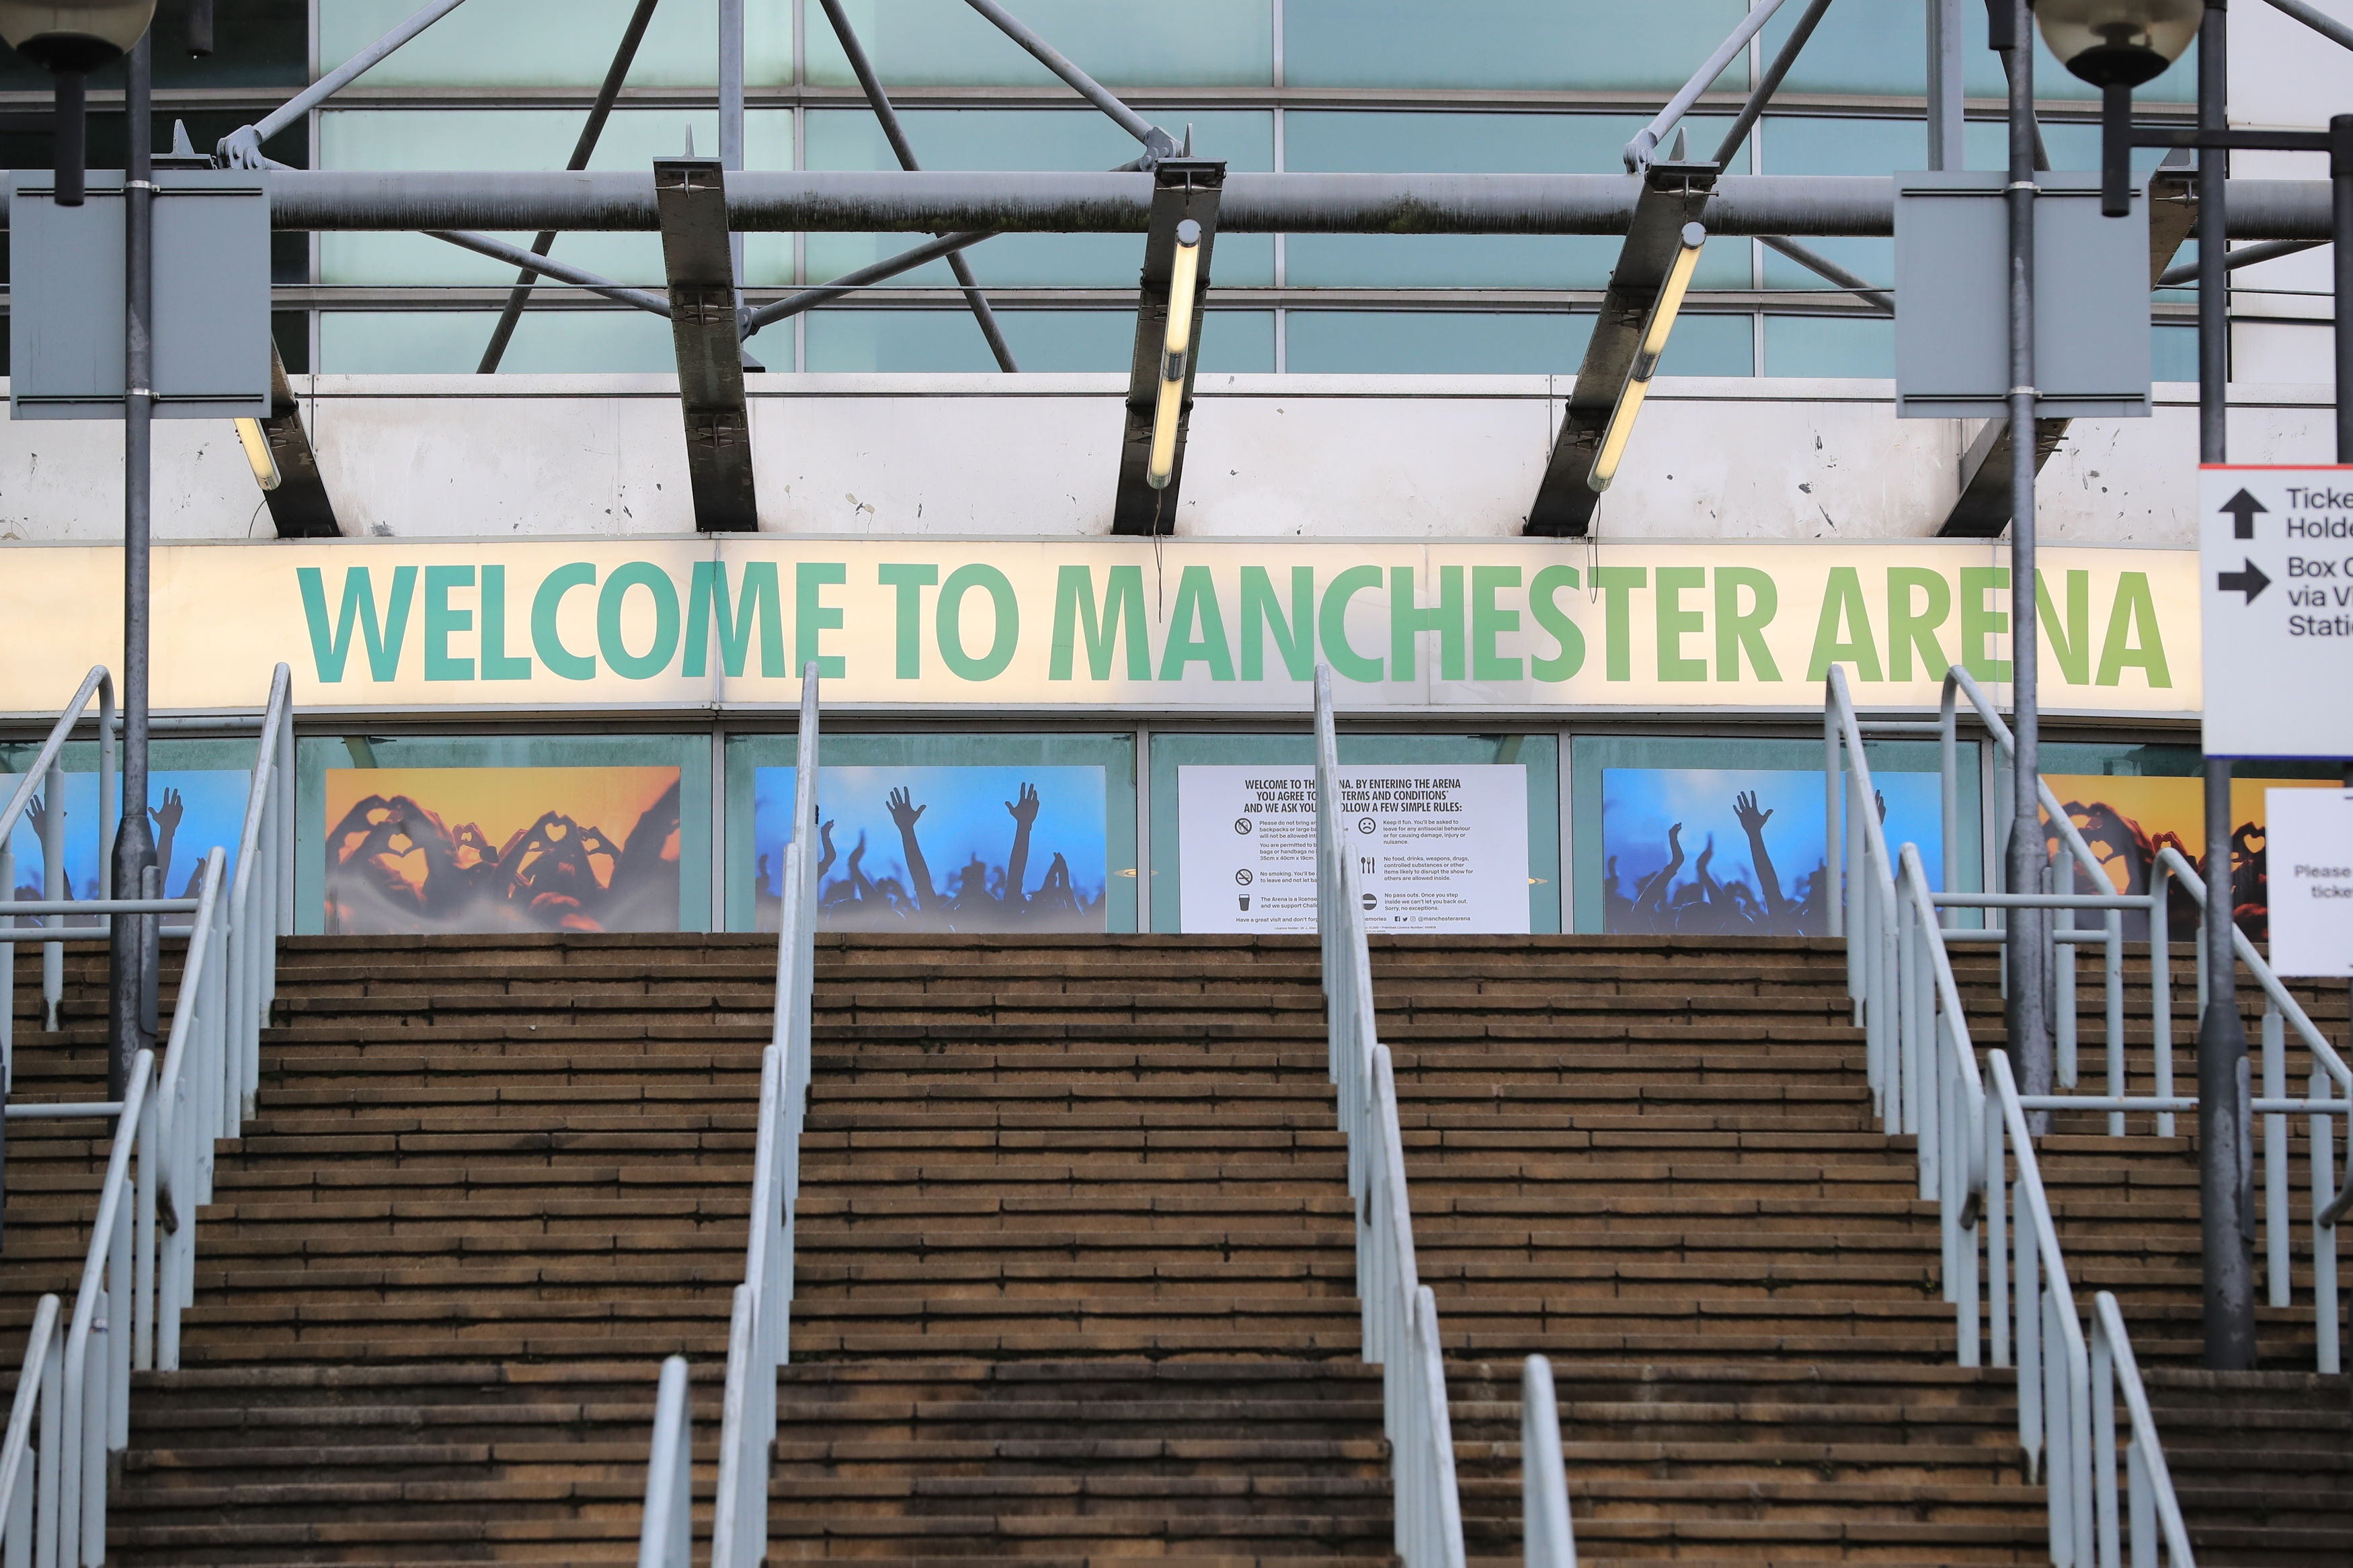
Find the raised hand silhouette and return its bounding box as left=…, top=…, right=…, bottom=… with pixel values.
left=886, top=787, right=926, bottom=831
left=1732, top=790, right=1772, bottom=835
left=1006, top=782, right=1041, bottom=829
left=149, top=787, right=184, bottom=837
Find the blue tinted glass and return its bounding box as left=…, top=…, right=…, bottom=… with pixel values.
left=321, top=0, right=792, bottom=86
left=319, top=109, right=786, bottom=286
left=1961, top=119, right=2176, bottom=175
left=2153, top=323, right=2198, bottom=382
left=801, top=309, right=1275, bottom=372
left=1285, top=0, right=1749, bottom=90
left=807, top=0, right=1272, bottom=86
left=1755, top=116, right=1921, bottom=291
left=1285, top=112, right=1749, bottom=289
left=1285, top=311, right=1594, bottom=374
left=319, top=310, right=679, bottom=373
left=1763, top=315, right=1895, bottom=379
left=1659, top=313, right=1755, bottom=377
left=1759, top=3, right=1925, bottom=94
left=805, top=109, right=1274, bottom=287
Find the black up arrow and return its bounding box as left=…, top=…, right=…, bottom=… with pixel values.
left=2217, top=559, right=2272, bottom=603
left=2220, top=488, right=2268, bottom=538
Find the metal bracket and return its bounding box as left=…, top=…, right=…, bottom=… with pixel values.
left=1525, top=160, right=1717, bottom=538
left=1938, top=167, right=2198, bottom=539
left=260, top=344, right=342, bottom=538
left=1111, top=159, right=1224, bottom=538
left=655, top=157, right=758, bottom=534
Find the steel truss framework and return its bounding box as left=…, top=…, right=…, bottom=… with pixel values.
left=65, top=0, right=2344, bottom=536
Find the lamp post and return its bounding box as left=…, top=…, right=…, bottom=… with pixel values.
left=0, top=1, right=161, bottom=1106
left=2042, top=0, right=2256, bottom=1371
left=0, top=1, right=156, bottom=207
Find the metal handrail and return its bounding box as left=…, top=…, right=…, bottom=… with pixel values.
left=0, top=667, right=295, bottom=1567
left=637, top=1356, right=693, bottom=1568
left=1829, top=669, right=2195, bottom=1567
left=705, top=663, right=821, bottom=1568
left=1, top=666, right=118, bottom=1054
left=1313, top=666, right=1468, bottom=1568
left=1520, top=1355, right=1576, bottom=1568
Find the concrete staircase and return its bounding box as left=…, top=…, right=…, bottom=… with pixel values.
left=0, top=932, right=2342, bottom=1565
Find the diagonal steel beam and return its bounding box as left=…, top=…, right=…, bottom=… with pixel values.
left=1111, top=159, right=1223, bottom=537
left=258, top=345, right=340, bottom=538
left=220, top=0, right=475, bottom=167
left=1759, top=235, right=1892, bottom=313
left=1938, top=165, right=2200, bottom=538
left=1712, top=0, right=1835, bottom=170
left=428, top=228, right=672, bottom=315
left=743, top=231, right=994, bottom=331
left=958, top=0, right=1178, bottom=161
left=655, top=159, right=758, bottom=532
left=817, top=0, right=1016, bottom=370
left=479, top=0, right=662, bottom=373
left=1525, top=160, right=1718, bottom=538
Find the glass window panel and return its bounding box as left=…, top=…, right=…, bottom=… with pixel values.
left=1285, top=0, right=1747, bottom=91
left=1759, top=3, right=1927, bottom=95
left=723, top=732, right=1140, bottom=933
left=807, top=0, right=1271, bottom=86
left=1763, top=313, right=1895, bottom=378
left=319, top=309, right=679, bottom=373
left=0, top=0, right=307, bottom=90
left=1658, top=313, right=1755, bottom=376
left=804, top=109, right=1273, bottom=288
left=295, top=733, right=715, bottom=935
left=1, top=737, right=264, bottom=909
left=1285, top=311, right=1593, bottom=374
left=1962, top=118, right=2176, bottom=175
left=319, top=110, right=793, bottom=286
left=1285, top=112, right=1749, bottom=289
left=319, top=0, right=791, bottom=86
left=2153, top=323, right=2197, bottom=382
left=1568, top=735, right=1975, bottom=934
left=1148, top=731, right=1562, bottom=934
left=797, top=308, right=1273, bottom=373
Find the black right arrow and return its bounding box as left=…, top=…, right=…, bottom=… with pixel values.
left=2220, top=488, right=2268, bottom=538
left=2217, top=559, right=2272, bottom=604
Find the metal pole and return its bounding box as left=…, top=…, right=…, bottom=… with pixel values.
left=1928, top=0, right=1964, bottom=171
left=957, top=0, right=1176, bottom=158
left=1999, top=0, right=2051, bottom=1113
left=477, top=0, right=662, bottom=373
left=221, top=0, right=475, bottom=164
left=720, top=0, right=747, bottom=292
left=2334, top=114, right=2353, bottom=462
left=815, top=0, right=1018, bottom=370
left=108, top=34, right=157, bottom=1107
left=2196, top=0, right=2259, bottom=1373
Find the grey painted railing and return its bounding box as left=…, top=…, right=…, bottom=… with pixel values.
left=1312, top=666, right=1469, bottom=1568
left=1829, top=666, right=2195, bottom=1567
left=0, top=663, right=294, bottom=1566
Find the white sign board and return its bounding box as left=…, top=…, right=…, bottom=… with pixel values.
left=2264, top=788, right=2353, bottom=977
left=1174, top=766, right=1530, bottom=935
left=2200, top=465, right=2353, bottom=757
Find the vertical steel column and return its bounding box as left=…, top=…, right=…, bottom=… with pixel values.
left=2196, top=0, right=2258, bottom=1372
left=108, top=34, right=159, bottom=1108
left=2334, top=113, right=2353, bottom=462
left=719, top=0, right=749, bottom=312
left=1927, top=0, right=1965, bottom=172
left=1997, top=0, right=2050, bottom=1110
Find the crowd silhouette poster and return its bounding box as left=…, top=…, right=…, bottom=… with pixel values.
left=2043, top=774, right=2335, bottom=943
left=752, top=764, right=1109, bottom=934
left=1601, top=767, right=1945, bottom=938
left=3, top=770, right=248, bottom=917
left=322, top=766, right=682, bottom=934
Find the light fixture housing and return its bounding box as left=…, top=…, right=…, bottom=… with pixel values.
left=2036, top=0, right=2200, bottom=89
left=1588, top=222, right=1706, bottom=496
left=0, top=1, right=155, bottom=206
left=1146, top=218, right=1203, bottom=491
left=235, top=418, right=282, bottom=493
left=0, top=0, right=157, bottom=71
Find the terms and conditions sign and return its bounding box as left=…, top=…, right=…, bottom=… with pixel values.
left=1174, top=766, right=1531, bottom=935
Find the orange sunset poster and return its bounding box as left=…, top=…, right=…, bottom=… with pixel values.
left=2046, top=775, right=2336, bottom=942
left=323, top=766, right=682, bottom=934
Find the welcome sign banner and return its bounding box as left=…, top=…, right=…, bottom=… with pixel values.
left=0, top=538, right=2197, bottom=717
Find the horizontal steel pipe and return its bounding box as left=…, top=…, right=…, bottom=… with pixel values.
left=243, top=169, right=2342, bottom=239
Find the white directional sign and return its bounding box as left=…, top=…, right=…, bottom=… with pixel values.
left=2199, top=464, right=2353, bottom=757
left=2264, top=788, right=2353, bottom=977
